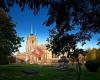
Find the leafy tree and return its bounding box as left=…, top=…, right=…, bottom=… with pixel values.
left=85, top=48, right=100, bottom=72
left=47, top=28, right=76, bottom=55
left=96, top=48, right=100, bottom=60
left=87, top=48, right=100, bottom=61
left=0, top=0, right=99, bottom=45
left=46, top=28, right=86, bottom=80
left=0, top=9, right=23, bottom=64
left=87, top=48, right=97, bottom=60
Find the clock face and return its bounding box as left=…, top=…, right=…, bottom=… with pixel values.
left=31, top=46, right=44, bottom=58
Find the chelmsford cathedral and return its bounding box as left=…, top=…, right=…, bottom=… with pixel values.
left=9, top=28, right=86, bottom=65
left=11, top=29, right=60, bottom=64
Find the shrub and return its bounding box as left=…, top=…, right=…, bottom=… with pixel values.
left=85, top=60, right=100, bottom=72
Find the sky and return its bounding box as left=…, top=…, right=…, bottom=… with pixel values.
left=8, top=5, right=100, bottom=52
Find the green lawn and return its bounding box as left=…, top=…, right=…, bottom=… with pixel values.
left=0, top=64, right=100, bottom=80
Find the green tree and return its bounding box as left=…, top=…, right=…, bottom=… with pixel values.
left=47, top=28, right=86, bottom=80
left=85, top=48, right=100, bottom=72
left=87, top=48, right=97, bottom=61
left=86, top=48, right=100, bottom=61
left=0, top=9, right=23, bottom=64
left=0, top=0, right=99, bottom=45
left=96, top=48, right=100, bottom=60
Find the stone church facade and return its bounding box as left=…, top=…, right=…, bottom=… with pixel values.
left=14, top=33, right=55, bottom=64
left=10, top=31, right=86, bottom=65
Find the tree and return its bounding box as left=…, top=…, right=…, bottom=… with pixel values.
left=87, top=48, right=97, bottom=60
left=0, top=9, right=23, bottom=64
left=46, top=28, right=86, bottom=80
left=87, top=48, right=100, bottom=61
left=85, top=48, right=100, bottom=72
left=86, top=48, right=100, bottom=60
left=0, top=0, right=99, bottom=45
left=96, top=48, right=100, bottom=60
left=46, top=28, right=76, bottom=55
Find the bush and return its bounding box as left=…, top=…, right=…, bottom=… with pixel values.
left=85, top=60, right=100, bottom=72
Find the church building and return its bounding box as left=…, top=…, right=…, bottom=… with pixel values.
left=13, top=29, right=54, bottom=64
left=9, top=27, right=86, bottom=65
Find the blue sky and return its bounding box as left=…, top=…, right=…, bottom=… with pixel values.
left=8, top=5, right=99, bottom=52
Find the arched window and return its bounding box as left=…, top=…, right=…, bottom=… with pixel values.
left=32, top=40, right=34, bottom=44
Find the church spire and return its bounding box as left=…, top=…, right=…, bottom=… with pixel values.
left=34, top=25, right=36, bottom=36
left=30, top=24, right=33, bottom=35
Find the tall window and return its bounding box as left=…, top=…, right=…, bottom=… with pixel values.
left=32, top=40, right=34, bottom=44
left=38, top=57, right=41, bottom=60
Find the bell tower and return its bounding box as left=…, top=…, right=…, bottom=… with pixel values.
left=26, top=26, right=37, bottom=53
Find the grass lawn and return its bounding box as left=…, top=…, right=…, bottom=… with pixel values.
left=0, top=64, right=100, bottom=80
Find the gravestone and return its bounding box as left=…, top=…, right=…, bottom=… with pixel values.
left=58, top=56, right=69, bottom=70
